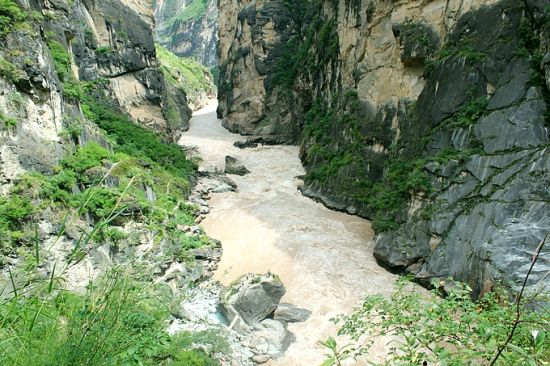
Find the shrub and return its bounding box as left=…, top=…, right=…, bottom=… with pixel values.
left=95, top=45, right=113, bottom=55
left=326, top=277, right=549, bottom=365
left=0, top=0, right=25, bottom=36
left=0, top=58, right=25, bottom=83
left=46, top=39, right=71, bottom=81
left=0, top=110, right=17, bottom=129
left=61, top=142, right=111, bottom=175
left=82, top=99, right=196, bottom=179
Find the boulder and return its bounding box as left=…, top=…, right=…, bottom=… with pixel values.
left=224, top=156, right=251, bottom=175
left=247, top=319, right=291, bottom=360
left=273, top=303, right=311, bottom=323
left=220, top=273, right=285, bottom=331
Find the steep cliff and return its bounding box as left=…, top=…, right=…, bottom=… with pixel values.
left=0, top=0, right=216, bottom=290
left=218, top=0, right=550, bottom=295
left=154, top=0, right=218, bottom=67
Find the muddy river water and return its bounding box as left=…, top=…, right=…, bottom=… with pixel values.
left=179, top=101, right=397, bottom=365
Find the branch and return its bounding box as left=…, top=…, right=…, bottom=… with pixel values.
left=489, top=234, right=547, bottom=366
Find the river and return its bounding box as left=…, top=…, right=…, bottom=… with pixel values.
left=179, top=101, right=397, bottom=365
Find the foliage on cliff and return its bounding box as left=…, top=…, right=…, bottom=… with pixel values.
left=156, top=44, right=215, bottom=108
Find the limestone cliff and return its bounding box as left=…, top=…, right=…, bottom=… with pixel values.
left=0, top=0, right=205, bottom=289
left=218, top=0, right=550, bottom=296
left=154, top=0, right=218, bottom=67
left=0, top=0, right=190, bottom=184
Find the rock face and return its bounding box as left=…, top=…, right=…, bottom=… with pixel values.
left=273, top=303, right=311, bottom=323
left=217, top=0, right=299, bottom=139
left=0, top=0, right=198, bottom=289
left=218, top=0, right=550, bottom=296
left=224, top=155, right=250, bottom=175
left=154, top=0, right=218, bottom=67
left=0, top=0, right=188, bottom=193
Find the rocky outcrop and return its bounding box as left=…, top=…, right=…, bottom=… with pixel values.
left=218, top=0, right=550, bottom=296
left=219, top=273, right=306, bottom=363
left=217, top=0, right=301, bottom=140
left=220, top=273, right=286, bottom=331
left=224, top=155, right=250, bottom=175
left=0, top=0, right=198, bottom=286
left=154, top=0, right=218, bottom=67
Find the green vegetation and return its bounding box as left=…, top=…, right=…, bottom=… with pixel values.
left=324, top=277, right=549, bottom=365
left=0, top=110, right=17, bottom=129
left=156, top=45, right=215, bottom=108
left=167, top=0, right=207, bottom=27
left=302, top=92, right=431, bottom=232
left=46, top=38, right=71, bottom=81
left=82, top=94, right=196, bottom=179
left=0, top=0, right=25, bottom=36
left=95, top=45, right=114, bottom=55
left=448, top=97, right=488, bottom=128
left=0, top=58, right=25, bottom=82
left=268, top=15, right=339, bottom=95
left=457, top=46, right=488, bottom=63
left=0, top=68, right=223, bottom=365
left=0, top=269, right=226, bottom=365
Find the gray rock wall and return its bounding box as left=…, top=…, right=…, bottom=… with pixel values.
left=154, top=0, right=218, bottom=67
left=218, top=0, right=550, bottom=296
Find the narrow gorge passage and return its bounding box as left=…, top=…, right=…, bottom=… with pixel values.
left=179, top=101, right=398, bottom=365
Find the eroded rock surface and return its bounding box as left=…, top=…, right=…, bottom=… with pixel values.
left=218, top=0, right=550, bottom=296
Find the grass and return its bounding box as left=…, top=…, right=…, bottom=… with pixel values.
left=0, top=268, right=225, bottom=366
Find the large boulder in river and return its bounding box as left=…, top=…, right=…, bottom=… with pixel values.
left=224, top=156, right=250, bottom=175
left=220, top=273, right=285, bottom=331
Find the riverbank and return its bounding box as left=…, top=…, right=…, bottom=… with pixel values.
left=179, top=101, right=397, bottom=365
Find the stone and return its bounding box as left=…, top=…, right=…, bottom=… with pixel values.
left=212, top=183, right=234, bottom=193
left=252, top=354, right=270, bottom=364
left=224, top=155, right=251, bottom=175
left=234, top=140, right=259, bottom=149
left=248, top=319, right=289, bottom=359
left=273, top=304, right=311, bottom=323
left=220, top=273, right=286, bottom=329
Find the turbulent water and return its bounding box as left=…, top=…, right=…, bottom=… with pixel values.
left=179, top=101, right=397, bottom=365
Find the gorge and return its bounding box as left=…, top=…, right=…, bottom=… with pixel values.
left=0, top=0, right=548, bottom=365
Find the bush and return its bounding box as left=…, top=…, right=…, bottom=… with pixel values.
left=0, top=58, right=25, bottom=83
left=46, top=39, right=71, bottom=81
left=0, top=110, right=17, bottom=129
left=82, top=99, right=196, bottom=179
left=61, top=142, right=111, bottom=174
left=0, top=0, right=25, bottom=36
left=326, top=277, right=550, bottom=365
